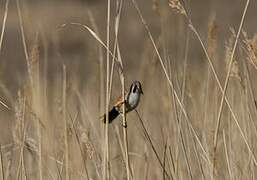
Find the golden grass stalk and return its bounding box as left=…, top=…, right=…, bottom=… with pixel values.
left=0, top=145, right=4, bottom=180
left=113, top=0, right=131, bottom=179
left=68, top=112, right=91, bottom=179
left=213, top=0, right=253, bottom=173
left=222, top=130, right=232, bottom=180
left=0, top=99, right=10, bottom=111
left=16, top=0, right=43, bottom=179
left=15, top=93, right=26, bottom=180
left=169, top=0, right=257, bottom=173
left=171, top=90, right=193, bottom=180
left=103, top=0, right=111, bottom=179
left=225, top=29, right=242, bottom=81
left=62, top=64, right=69, bottom=180
left=16, top=0, right=29, bottom=74
left=0, top=0, right=9, bottom=53
left=87, top=10, right=105, bottom=117
left=135, top=110, right=172, bottom=179
left=132, top=0, right=211, bottom=168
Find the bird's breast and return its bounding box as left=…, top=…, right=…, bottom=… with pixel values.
left=127, top=93, right=140, bottom=112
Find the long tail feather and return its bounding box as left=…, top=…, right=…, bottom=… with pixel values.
left=103, top=107, right=120, bottom=123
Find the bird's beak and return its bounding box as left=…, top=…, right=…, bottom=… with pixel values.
left=141, top=89, right=144, bottom=95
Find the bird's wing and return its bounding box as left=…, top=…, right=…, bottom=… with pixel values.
left=114, top=91, right=128, bottom=107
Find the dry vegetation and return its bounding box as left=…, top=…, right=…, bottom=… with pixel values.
left=0, top=0, right=257, bottom=179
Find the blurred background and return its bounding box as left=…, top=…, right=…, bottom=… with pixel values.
left=0, top=0, right=257, bottom=179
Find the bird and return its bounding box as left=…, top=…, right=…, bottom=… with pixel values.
left=102, top=81, right=143, bottom=124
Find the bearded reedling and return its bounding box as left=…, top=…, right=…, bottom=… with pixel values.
left=102, top=81, right=143, bottom=124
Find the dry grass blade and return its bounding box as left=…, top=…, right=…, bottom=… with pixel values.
left=104, top=0, right=111, bottom=179
left=0, top=145, right=4, bottom=180
left=86, top=10, right=105, bottom=117
left=59, top=22, right=123, bottom=73
left=222, top=130, right=232, bottom=180
left=213, top=0, right=256, bottom=172
left=0, top=99, right=10, bottom=110
left=68, top=111, right=91, bottom=179
left=1, top=0, right=257, bottom=179
left=15, top=95, right=26, bottom=180
left=168, top=0, right=257, bottom=172
left=62, top=64, right=69, bottom=180
left=135, top=110, right=172, bottom=180
left=0, top=0, right=9, bottom=53
left=170, top=74, right=193, bottom=180
left=16, top=0, right=29, bottom=65
left=162, top=143, right=167, bottom=180
left=111, top=1, right=132, bottom=179
left=131, top=0, right=211, bottom=166
left=59, top=23, right=115, bottom=60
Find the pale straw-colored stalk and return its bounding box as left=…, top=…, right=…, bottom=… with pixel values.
left=0, top=0, right=9, bottom=53
left=103, top=0, right=111, bottom=179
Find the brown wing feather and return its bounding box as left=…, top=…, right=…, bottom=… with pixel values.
left=114, top=91, right=128, bottom=107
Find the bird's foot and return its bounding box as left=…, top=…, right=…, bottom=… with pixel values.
left=122, top=122, right=127, bottom=128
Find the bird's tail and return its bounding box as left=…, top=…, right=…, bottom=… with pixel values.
left=101, top=107, right=120, bottom=123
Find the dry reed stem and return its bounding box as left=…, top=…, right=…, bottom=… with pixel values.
left=131, top=0, right=211, bottom=167
left=111, top=1, right=131, bottom=178
left=222, top=130, right=232, bottom=180
left=178, top=27, right=190, bottom=122
left=170, top=82, right=193, bottom=180
left=135, top=110, right=171, bottom=179
left=103, top=0, right=111, bottom=179
left=56, top=154, right=64, bottom=180
left=74, top=89, right=101, bottom=147
left=186, top=5, right=257, bottom=179
left=119, top=55, right=131, bottom=180
left=169, top=0, right=257, bottom=170
left=159, top=4, right=193, bottom=178
left=68, top=112, right=91, bottom=179
left=62, top=64, right=69, bottom=180
left=59, top=23, right=121, bottom=69
left=0, top=0, right=9, bottom=53
left=16, top=0, right=29, bottom=74
left=4, top=156, right=11, bottom=180
left=0, top=145, right=4, bottom=180
left=4, top=1, right=256, bottom=179
left=87, top=11, right=105, bottom=116
left=0, top=99, right=10, bottom=111
left=213, top=0, right=253, bottom=172
left=243, top=54, right=257, bottom=123
left=21, top=153, right=27, bottom=180
left=168, top=147, right=176, bottom=179
left=191, top=134, right=206, bottom=180
left=16, top=1, right=43, bottom=179
left=30, top=32, right=44, bottom=180
left=162, top=143, right=167, bottom=180
left=114, top=127, right=126, bottom=171
left=189, top=20, right=257, bottom=173
left=15, top=96, right=26, bottom=180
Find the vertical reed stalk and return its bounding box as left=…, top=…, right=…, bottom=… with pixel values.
left=62, top=64, right=69, bottom=180
left=213, top=0, right=251, bottom=174
left=132, top=0, right=211, bottom=166
left=103, top=0, right=111, bottom=179
left=0, top=0, right=9, bottom=53
left=0, top=145, right=4, bottom=180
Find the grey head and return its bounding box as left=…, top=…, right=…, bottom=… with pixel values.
left=129, top=81, right=143, bottom=95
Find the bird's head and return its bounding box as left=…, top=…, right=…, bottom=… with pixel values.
left=130, top=81, right=143, bottom=95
